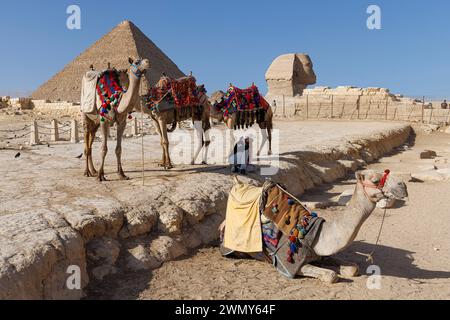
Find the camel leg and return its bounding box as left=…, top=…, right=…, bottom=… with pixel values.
left=97, top=122, right=109, bottom=182
left=202, top=128, right=211, bottom=165
left=267, top=125, right=273, bottom=156
left=83, top=116, right=97, bottom=177
left=159, top=119, right=173, bottom=169
left=191, top=121, right=203, bottom=165
left=83, top=125, right=92, bottom=177
left=298, top=264, right=339, bottom=284
left=88, top=125, right=99, bottom=176
left=115, top=119, right=129, bottom=180
left=320, top=256, right=360, bottom=278
left=257, top=127, right=268, bottom=157
left=151, top=118, right=166, bottom=167
left=226, top=118, right=236, bottom=163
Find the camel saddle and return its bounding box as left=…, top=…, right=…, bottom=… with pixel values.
left=146, top=75, right=200, bottom=109
left=213, top=84, right=270, bottom=129
left=221, top=180, right=325, bottom=278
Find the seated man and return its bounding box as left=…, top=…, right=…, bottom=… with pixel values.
left=441, top=100, right=448, bottom=109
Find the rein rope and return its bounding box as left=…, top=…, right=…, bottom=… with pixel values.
left=356, top=169, right=391, bottom=264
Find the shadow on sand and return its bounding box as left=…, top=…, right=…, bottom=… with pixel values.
left=337, top=241, right=450, bottom=281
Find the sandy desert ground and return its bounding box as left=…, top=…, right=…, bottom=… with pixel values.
left=85, top=129, right=450, bottom=300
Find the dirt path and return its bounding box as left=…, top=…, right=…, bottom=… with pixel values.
left=87, top=129, right=450, bottom=300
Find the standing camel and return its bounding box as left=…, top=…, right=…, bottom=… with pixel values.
left=221, top=170, right=408, bottom=283
left=143, top=76, right=211, bottom=169
left=82, top=57, right=150, bottom=181
left=210, top=85, right=273, bottom=158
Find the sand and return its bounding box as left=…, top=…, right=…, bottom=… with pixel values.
left=86, top=129, right=450, bottom=300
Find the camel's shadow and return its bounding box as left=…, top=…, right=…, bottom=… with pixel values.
left=336, top=241, right=450, bottom=281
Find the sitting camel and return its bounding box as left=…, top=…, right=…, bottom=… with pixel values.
left=143, top=76, right=212, bottom=169
left=210, top=85, right=274, bottom=158
left=220, top=170, right=408, bottom=283
left=82, top=57, right=150, bottom=181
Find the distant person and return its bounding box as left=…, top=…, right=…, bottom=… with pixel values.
left=441, top=100, right=448, bottom=109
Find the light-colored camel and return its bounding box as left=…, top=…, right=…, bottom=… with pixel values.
left=210, top=90, right=274, bottom=157
left=143, top=82, right=212, bottom=169
left=82, top=57, right=150, bottom=182
left=221, top=170, right=408, bottom=283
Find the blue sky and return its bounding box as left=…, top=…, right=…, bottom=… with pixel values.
left=0, top=0, right=449, bottom=99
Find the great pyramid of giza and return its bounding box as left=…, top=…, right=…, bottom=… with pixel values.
left=32, top=20, right=185, bottom=102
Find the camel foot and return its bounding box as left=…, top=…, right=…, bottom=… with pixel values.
left=319, top=270, right=339, bottom=284
left=321, top=257, right=359, bottom=278
left=201, top=161, right=207, bottom=165
left=190, top=160, right=195, bottom=165
left=268, top=150, right=273, bottom=156
left=97, top=174, right=107, bottom=182
left=84, top=170, right=95, bottom=178
left=165, top=164, right=174, bottom=170
left=299, top=264, right=339, bottom=284
left=340, top=265, right=359, bottom=278
left=118, top=173, right=130, bottom=181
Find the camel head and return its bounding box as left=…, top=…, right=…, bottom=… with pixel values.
left=355, top=169, right=408, bottom=205
left=128, top=57, right=151, bottom=79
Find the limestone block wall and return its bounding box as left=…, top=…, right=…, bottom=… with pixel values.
left=32, top=100, right=81, bottom=118
left=267, top=86, right=449, bottom=125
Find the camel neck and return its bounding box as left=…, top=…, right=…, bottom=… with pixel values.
left=337, top=184, right=377, bottom=246
left=117, top=72, right=141, bottom=114
left=312, top=184, right=377, bottom=256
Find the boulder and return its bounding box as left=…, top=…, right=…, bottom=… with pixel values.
left=125, top=245, right=162, bottom=271
left=86, top=237, right=121, bottom=281
left=420, top=150, right=437, bottom=159
left=119, top=207, right=158, bottom=239
left=411, top=170, right=445, bottom=182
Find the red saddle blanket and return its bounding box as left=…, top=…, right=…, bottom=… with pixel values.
left=147, top=76, right=199, bottom=108
left=214, top=84, right=270, bottom=118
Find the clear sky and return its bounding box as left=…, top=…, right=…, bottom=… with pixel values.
left=0, top=0, right=449, bottom=99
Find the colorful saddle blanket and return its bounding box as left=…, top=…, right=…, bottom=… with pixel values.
left=146, top=76, right=200, bottom=109
left=214, top=85, right=270, bottom=129
left=96, top=70, right=126, bottom=122
left=214, top=85, right=269, bottom=117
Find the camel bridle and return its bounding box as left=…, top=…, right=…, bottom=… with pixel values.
left=131, top=59, right=145, bottom=79
left=358, top=170, right=391, bottom=204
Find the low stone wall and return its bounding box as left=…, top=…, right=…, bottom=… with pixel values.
left=267, top=87, right=449, bottom=125
left=0, top=122, right=412, bottom=299
left=32, top=100, right=81, bottom=118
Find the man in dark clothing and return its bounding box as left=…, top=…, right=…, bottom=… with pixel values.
left=441, top=100, right=448, bottom=109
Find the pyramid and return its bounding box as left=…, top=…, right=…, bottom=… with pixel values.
left=32, top=20, right=185, bottom=102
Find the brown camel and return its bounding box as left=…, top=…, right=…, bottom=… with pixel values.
left=82, top=57, right=150, bottom=181
left=142, top=76, right=211, bottom=169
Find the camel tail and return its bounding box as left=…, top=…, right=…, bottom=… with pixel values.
left=167, top=121, right=177, bottom=133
